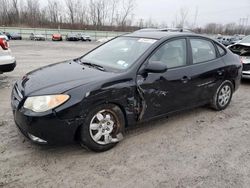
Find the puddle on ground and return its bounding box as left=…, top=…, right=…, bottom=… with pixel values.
left=0, top=75, right=11, bottom=89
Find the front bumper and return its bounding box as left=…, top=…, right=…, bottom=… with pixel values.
left=242, top=63, right=250, bottom=78
left=11, top=85, right=81, bottom=145
left=13, top=110, right=79, bottom=145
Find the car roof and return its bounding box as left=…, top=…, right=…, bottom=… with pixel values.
left=124, top=31, right=198, bottom=40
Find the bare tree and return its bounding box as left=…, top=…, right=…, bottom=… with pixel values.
left=191, top=6, right=199, bottom=29
left=11, top=0, right=19, bottom=22
left=65, top=0, right=78, bottom=24
left=89, top=0, right=109, bottom=28
left=47, top=0, right=61, bottom=23
left=0, top=0, right=10, bottom=25
left=0, top=0, right=138, bottom=32
left=109, top=0, right=120, bottom=27
left=178, top=8, right=188, bottom=28
left=116, top=0, right=135, bottom=27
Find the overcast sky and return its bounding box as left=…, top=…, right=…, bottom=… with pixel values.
left=134, top=0, right=250, bottom=27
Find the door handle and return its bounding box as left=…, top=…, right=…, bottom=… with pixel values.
left=181, top=76, right=191, bottom=83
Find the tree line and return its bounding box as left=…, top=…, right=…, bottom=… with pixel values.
left=0, top=0, right=137, bottom=31
left=0, top=0, right=249, bottom=35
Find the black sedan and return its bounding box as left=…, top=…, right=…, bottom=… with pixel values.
left=6, top=32, right=22, bottom=40
left=11, top=32, right=242, bottom=152
left=66, top=33, right=79, bottom=41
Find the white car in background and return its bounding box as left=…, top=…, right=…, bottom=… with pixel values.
left=0, top=38, right=16, bottom=74
left=0, top=31, right=9, bottom=41
left=228, top=35, right=250, bottom=78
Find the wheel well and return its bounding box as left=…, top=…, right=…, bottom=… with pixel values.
left=227, top=79, right=235, bottom=91
left=74, top=102, right=128, bottom=141
left=231, top=80, right=236, bottom=91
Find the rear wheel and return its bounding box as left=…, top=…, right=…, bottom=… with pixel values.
left=211, top=80, right=233, bottom=111
left=80, top=104, right=125, bottom=152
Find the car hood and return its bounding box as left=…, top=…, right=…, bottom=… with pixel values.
left=18, top=60, right=116, bottom=96
left=228, top=43, right=250, bottom=56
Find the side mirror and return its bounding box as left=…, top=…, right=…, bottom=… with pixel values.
left=145, top=61, right=167, bottom=73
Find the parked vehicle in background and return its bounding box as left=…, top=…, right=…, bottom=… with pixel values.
left=5, top=32, right=22, bottom=40
left=0, top=38, right=16, bottom=73
left=229, top=35, right=245, bottom=45
left=221, top=37, right=232, bottom=46
left=215, top=35, right=223, bottom=43
left=66, top=33, right=79, bottom=41
left=0, top=31, right=9, bottom=41
left=30, top=33, right=46, bottom=41
left=52, top=34, right=63, bottom=41
left=11, top=31, right=242, bottom=152
left=77, top=33, right=91, bottom=41
left=228, top=35, right=250, bottom=78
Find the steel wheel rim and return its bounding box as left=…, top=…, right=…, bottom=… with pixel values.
left=218, top=85, right=231, bottom=107
left=89, top=109, right=119, bottom=145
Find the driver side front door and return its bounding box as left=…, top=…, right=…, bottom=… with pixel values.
left=137, top=38, right=197, bottom=121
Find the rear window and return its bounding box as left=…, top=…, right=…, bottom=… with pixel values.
left=190, top=39, right=216, bottom=64
left=216, top=44, right=226, bottom=56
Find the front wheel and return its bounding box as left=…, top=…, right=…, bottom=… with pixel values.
left=80, top=104, right=125, bottom=152
left=211, top=80, right=233, bottom=111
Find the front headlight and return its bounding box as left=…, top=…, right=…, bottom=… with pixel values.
left=23, top=95, right=70, bottom=113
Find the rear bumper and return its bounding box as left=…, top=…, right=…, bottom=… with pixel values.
left=52, top=37, right=62, bottom=41
left=67, top=38, right=79, bottom=41
left=0, top=60, right=16, bottom=73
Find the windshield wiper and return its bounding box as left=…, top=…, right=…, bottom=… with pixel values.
left=80, top=61, right=106, bottom=71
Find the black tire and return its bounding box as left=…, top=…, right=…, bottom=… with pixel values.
left=80, top=104, right=125, bottom=152
left=211, top=80, right=233, bottom=111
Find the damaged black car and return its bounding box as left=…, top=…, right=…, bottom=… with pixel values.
left=11, top=32, right=242, bottom=152
left=228, top=35, right=250, bottom=78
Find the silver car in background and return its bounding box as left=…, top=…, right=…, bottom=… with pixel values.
left=0, top=37, right=16, bottom=74
left=30, top=33, right=46, bottom=41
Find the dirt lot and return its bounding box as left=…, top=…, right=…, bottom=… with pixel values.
left=0, top=40, right=250, bottom=188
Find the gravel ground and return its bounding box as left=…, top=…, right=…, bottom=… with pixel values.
left=0, top=40, right=250, bottom=188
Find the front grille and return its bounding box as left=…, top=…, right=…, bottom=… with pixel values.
left=243, top=63, right=250, bottom=71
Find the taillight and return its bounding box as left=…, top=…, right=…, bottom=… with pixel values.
left=0, top=38, right=9, bottom=50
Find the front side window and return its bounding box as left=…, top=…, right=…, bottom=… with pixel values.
left=149, top=39, right=187, bottom=68
left=81, top=37, right=157, bottom=71
left=190, top=39, right=216, bottom=64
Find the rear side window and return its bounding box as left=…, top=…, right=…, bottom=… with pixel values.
left=216, top=44, right=226, bottom=56
left=190, top=39, right=216, bottom=64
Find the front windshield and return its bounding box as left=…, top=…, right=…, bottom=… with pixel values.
left=240, top=36, right=250, bottom=43
left=81, top=37, right=157, bottom=71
